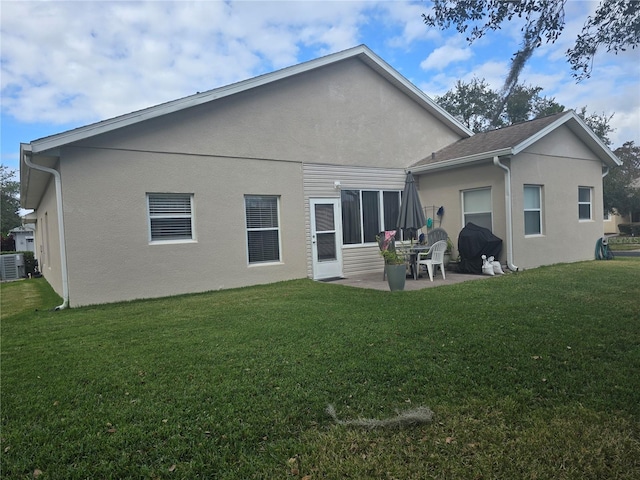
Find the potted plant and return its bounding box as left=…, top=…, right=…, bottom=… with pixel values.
left=380, top=248, right=406, bottom=291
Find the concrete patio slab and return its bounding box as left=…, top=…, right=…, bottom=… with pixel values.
left=321, top=269, right=497, bottom=291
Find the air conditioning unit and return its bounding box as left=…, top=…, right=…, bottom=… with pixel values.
left=0, top=254, right=25, bottom=280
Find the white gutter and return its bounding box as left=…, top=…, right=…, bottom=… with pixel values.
left=23, top=148, right=69, bottom=310
left=412, top=148, right=513, bottom=174
left=602, top=165, right=610, bottom=178
left=493, top=156, right=519, bottom=272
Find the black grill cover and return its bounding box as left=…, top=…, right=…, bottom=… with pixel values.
left=457, top=223, right=503, bottom=274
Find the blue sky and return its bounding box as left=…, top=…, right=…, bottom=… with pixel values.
left=2, top=0, right=639, bottom=183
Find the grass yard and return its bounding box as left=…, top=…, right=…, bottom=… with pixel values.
left=1, top=259, right=639, bottom=479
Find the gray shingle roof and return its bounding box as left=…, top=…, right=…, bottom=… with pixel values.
left=412, top=111, right=568, bottom=167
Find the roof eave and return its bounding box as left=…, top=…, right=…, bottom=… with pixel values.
left=28, top=45, right=472, bottom=155
left=412, top=148, right=513, bottom=174
left=512, top=110, right=621, bottom=168
left=19, top=143, right=31, bottom=206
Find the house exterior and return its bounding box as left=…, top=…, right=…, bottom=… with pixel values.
left=412, top=111, right=620, bottom=270
left=20, top=45, right=620, bottom=307
left=604, top=210, right=632, bottom=234
left=8, top=225, right=35, bottom=253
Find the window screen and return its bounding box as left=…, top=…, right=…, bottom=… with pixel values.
left=524, top=185, right=542, bottom=235
left=245, top=196, right=280, bottom=263
left=341, top=189, right=402, bottom=245
left=463, top=188, right=492, bottom=231
left=578, top=187, right=592, bottom=220
left=148, top=193, right=194, bottom=242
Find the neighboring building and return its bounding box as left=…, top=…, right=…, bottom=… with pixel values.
left=8, top=225, right=35, bottom=253
left=604, top=210, right=631, bottom=235
left=20, top=45, right=620, bottom=307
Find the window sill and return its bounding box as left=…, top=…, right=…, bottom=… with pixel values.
left=149, top=239, right=197, bottom=245
left=248, top=261, right=283, bottom=267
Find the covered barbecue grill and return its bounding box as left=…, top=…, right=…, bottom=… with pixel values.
left=457, top=223, right=503, bottom=274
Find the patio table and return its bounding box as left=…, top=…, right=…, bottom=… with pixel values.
left=396, top=244, right=431, bottom=280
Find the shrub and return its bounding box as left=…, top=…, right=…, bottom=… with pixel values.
left=618, top=223, right=640, bottom=236
left=1, top=234, right=15, bottom=251
left=608, top=236, right=640, bottom=245
left=21, top=251, right=36, bottom=276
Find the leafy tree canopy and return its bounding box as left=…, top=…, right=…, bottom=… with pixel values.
left=576, top=106, right=615, bottom=147
left=1, top=165, right=21, bottom=236
left=435, top=79, right=611, bottom=139
left=604, top=141, right=640, bottom=217
left=423, top=0, right=640, bottom=82
left=424, top=1, right=640, bottom=130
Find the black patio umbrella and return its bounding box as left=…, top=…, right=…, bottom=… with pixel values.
left=397, top=171, right=426, bottom=240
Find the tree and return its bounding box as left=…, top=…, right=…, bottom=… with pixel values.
left=423, top=1, right=640, bottom=82
left=604, top=141, right=640, bottom=217
left=435, top=77, right=500, bottom=132
left=435, top=79, right=564, bottom=132
left=576, top=106, right=614, bottom=147
left=423, top=1, right=640, bottom=126
left=1, top=165, right=21, bottom=236
left=568, top=1, right=640, bottom=81
left=501, top=84, right=564, bottom=127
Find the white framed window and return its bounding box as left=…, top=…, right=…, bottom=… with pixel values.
left=245, top=195, right=281, bottom=264
left=462, top=188, right=492, bottom=231
left=341, top=189, right=402, bottom=245
left=524, top=185, right=542, bottom=235
left=578, top=187, right=592, bottom=221
left=147, top=193, right=195, bottom=243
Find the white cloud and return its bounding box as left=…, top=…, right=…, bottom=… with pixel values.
left=420, top=44, right=473, bottom=71
left=1, top=0, right=637, bottom=156
left=382, top=1, right=440, bottom=48
left=0, top=0, right=372, bottom=125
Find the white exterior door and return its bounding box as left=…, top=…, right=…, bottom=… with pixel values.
left=310, top=198, right=343, bottom=280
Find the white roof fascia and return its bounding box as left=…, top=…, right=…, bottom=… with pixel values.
left=29, top=46, right=369, bottom=154
left=412, top=148, right=513, bottom=174
left=512, top=110, right=621, bottom=167
left=566, top=112, right=622, bottom=167
left=511, top=111, right=573, bottom=155
left=29, top=45, right=472, bottom=154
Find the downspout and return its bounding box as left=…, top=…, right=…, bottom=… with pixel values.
left=493, top=156, right=519, bottom=272
left=602, top=164, right=611, bottom=219
left=23, top=150, right=69, bottom=310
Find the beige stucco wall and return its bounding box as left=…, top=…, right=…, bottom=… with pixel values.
left=415, top=124, right=607, bottom=270
left=34, top=174, right=65, bottom=298
left=60, top=148, right=306, bottom=306
left=416, top=162, right=507, bottom=261
left=78, top=57, right=461, bottom=169
left=510, top=125, right=606, bottom=269
left=47, top=56, right=464, bottom=305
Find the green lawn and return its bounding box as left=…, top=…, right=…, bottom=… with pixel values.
left=1, top=260, right=639, bottom=479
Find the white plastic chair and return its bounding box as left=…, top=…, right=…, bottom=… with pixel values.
left=418, top=240, right=447, bottom=281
